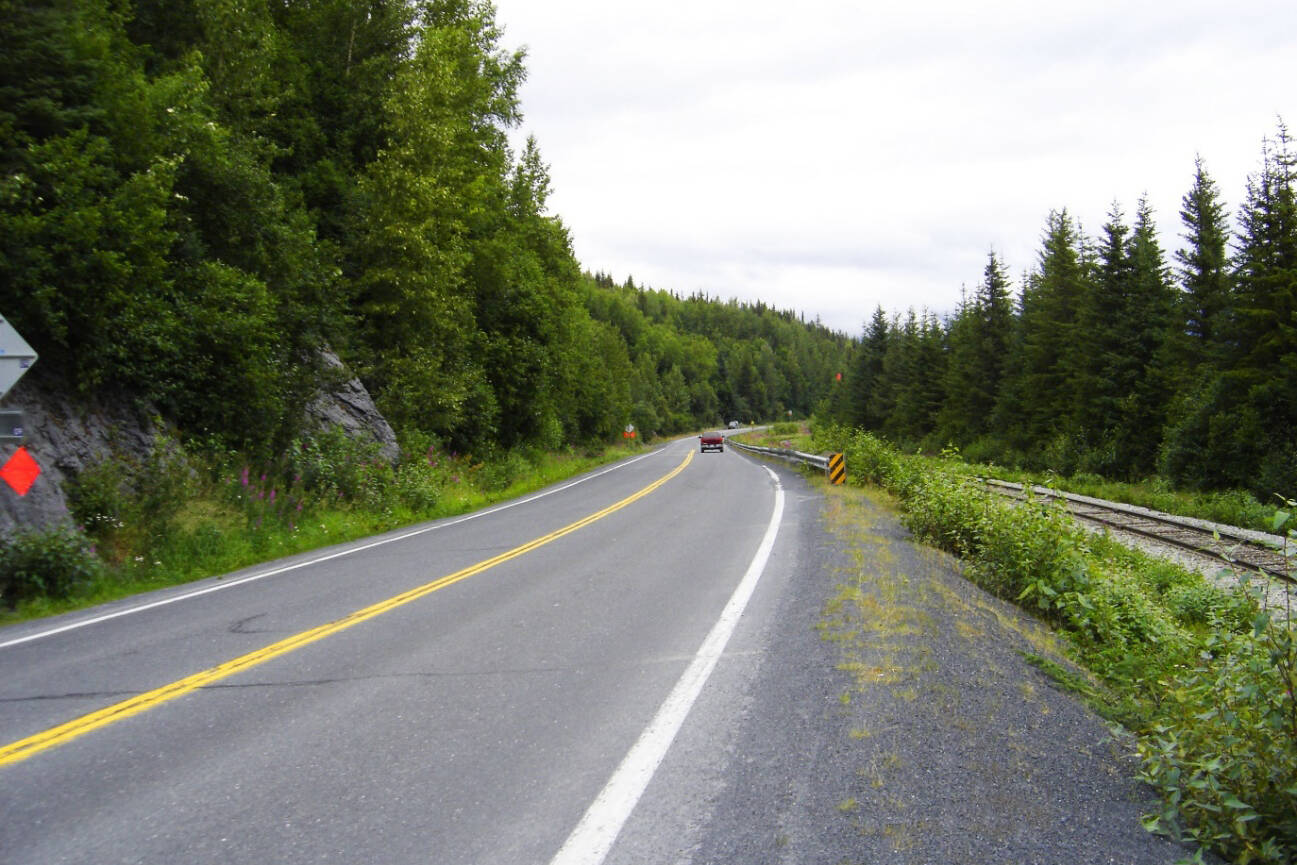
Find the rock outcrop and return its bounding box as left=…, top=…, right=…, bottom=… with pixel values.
left=0, top=351, right=399, bottom=537
left=304, top=350, right=401, bottom=464
left=0, top=369, right=161, bottom=535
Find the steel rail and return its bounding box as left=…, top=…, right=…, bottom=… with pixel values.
left=981, top=479, right=1295, bottom=584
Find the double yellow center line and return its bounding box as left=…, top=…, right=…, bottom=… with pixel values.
left=0, top=449, right=693, bottom=767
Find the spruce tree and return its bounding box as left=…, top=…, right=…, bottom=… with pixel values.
left=939, top=251, right=1013, bottom=444
left=1119, top=197, right=1176, bottom=475
left=849, top=306, right=889, bottom=430
left=1173, top=158, right=1232, bottom=372
left=1008, top=210, right=1088, bottom=458
left=1229, top=122, right=1297, bottom=492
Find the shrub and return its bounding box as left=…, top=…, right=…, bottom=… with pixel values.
left=66, top=459, right=131, bottom=548
left=0, top=524, right=103, bottom=607
left=65, top=435, right=193, bottom=551
left=477, top=450, right=531, bottom=493
left=287, top=425, right=389, bottom=504
left=393, top=460, right=441, bottom=512
left=1139, top=605, right=1297, bottom=864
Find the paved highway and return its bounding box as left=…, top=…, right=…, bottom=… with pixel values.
left=0, top=437, right=827, bottom=864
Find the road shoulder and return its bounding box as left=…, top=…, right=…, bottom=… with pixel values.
left=669, top=478, right=1205, bottom=864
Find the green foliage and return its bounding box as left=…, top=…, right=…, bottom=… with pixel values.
left=66, top=437, right=192, bottom=559
left=0, top=524, right=103, bottom=606
left=476, top=449, right=532, bottom=493
left=1139, top=598, right=1297, bottom=863
left=1, top=0, right=850, bottom=465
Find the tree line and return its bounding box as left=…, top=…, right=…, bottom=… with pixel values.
left=825, top=125, right=1296, bottom=497
left=0, top=0, right=850, bottom=459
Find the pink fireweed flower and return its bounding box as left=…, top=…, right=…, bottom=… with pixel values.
left=240, top=466, right=250, bottom=487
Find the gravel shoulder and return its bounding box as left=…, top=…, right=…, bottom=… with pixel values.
left=689, top=480, right=1206, bottom=864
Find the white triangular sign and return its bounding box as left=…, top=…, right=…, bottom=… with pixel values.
left=0, top=313, right=39, bottom=399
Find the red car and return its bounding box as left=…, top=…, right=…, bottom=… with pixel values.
left=699, top=431, right=724, bottom=453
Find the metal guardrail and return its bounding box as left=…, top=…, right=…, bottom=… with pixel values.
left=727, top=439, right=829, bottom=470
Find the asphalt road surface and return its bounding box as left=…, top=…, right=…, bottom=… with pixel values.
left=0, top=438, right=829, bottom=865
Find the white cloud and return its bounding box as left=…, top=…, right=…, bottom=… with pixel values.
left=494, top=0, right=1297, bottom=335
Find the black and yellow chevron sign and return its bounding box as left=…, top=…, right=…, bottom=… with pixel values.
left=827, top=452, right=845, bottom=485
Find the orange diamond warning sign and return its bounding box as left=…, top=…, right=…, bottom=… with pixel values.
left=1, top=446, right=39, bottom=495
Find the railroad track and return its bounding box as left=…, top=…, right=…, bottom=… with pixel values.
left=981, top=479, right=1295, bottom=585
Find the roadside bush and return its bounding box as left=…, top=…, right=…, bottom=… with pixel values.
left=477, top=450, right=531, bottom=493
left=392, top=460, right=442, bottom=512
left=287, top=425, right=389, bottom=504
left=66, top=459, right=131, bottom=549
left=967, top=488, right=1089, bottom=614
left=0, top=524, right=103, bottom=607
left=1139, top=606, right=1297, bottom=864
left=65, top=436, right=193, bottom=557
left=1163, top=580, right=1246, bottom=629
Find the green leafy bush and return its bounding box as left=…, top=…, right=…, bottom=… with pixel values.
left=66, top=437, right=192, bottom=557
left=0, top=525, right=103, bottom=607
left=287, top=425, right=389, bottom=504
left=66, top=459, right=131, bottom=546
left=1139, top=605, right=1297, bottom=863
left=477, top=450, right=531, bottom=493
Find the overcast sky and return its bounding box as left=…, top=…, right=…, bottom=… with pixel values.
left=491, top=1, right=1297, bottom=336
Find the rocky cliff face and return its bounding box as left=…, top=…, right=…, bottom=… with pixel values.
left=0, top=370, right=161, bottom=535
left=0, top=353, right=399, bottom=537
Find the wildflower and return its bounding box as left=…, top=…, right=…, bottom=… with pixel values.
left=269, top=488, right=277, bottom=504
left=240, top=466, right=249, bottom=487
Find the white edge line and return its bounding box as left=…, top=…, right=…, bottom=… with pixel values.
left=548, top=465, right=785, bottom=865
left=0, top=448, right=670, bottom=650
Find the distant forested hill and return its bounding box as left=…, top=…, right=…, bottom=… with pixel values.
left=0, top=0, right=852, bottom=457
